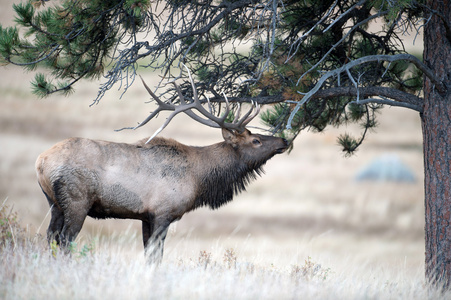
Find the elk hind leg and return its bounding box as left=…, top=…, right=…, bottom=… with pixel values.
left=52, top=177, right=89, bottom=250
left=47, top=205, right=65, bottom=245
left=59, top=206, right=88, bottom=250
left=40, top=182, right=65, bottom=245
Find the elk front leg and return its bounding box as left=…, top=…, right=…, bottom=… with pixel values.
left=142, top=214, right=170, bottom=264
left=142, top=213, right=155, bottom=250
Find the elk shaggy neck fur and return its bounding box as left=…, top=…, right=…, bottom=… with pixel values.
left=194, top=143, right=266, bottom=210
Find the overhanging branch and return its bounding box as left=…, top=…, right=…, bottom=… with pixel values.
left=287, top=53, right=439, bottom=128
left=313, top=86, right=423, bottom=110
left=207, top=85, right=423, bottom=111
left=348, top=98, right=420, bottom=110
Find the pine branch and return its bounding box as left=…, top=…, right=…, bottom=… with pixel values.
left=287, top=53, right=434, bottom=128
left=348, top=98, right=420, bottom=111
left=311, top=86, right=423, bottom=110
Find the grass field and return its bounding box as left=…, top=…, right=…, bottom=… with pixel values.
left=0, top=198, right=447, bottom=299
left=0, top=2, right=445, bottom=298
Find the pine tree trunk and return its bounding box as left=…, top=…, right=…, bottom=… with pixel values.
left=422, top=0, right=451, bottom=288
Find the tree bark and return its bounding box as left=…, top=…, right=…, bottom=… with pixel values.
left=422, top=0, right=451, bottom=288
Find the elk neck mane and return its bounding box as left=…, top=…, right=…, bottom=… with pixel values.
left=194, top=143, right=265, bottom=210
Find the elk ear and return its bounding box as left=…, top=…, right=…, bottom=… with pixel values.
left=222, top=128, right=240, bottom=147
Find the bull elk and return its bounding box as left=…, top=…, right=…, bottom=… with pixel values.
left=36, top=71, right=288, bottom=262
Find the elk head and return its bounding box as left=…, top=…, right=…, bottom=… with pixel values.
left=221, top=128, right=288, bottom=167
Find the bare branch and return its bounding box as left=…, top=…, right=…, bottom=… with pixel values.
left=346, top=68, right=359, bottom=101
left=349, top=98, right=419, bottom=110
left=312, top=86, right=422, bottom=108
left=392, top=55, right=446, bottom=94
left=287, top=53, right=437, bottom=128
left=323, top=0, right=367, bottom=33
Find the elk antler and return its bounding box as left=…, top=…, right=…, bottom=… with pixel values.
left=135, top=66, right=260, bottom=143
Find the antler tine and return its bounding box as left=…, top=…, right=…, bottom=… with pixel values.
left=140, top=75, right=172, bottom=108
left=132, top=108, right=163, bottom=131
left=242, top=101, right=261, bottom=126
left=231, top=101, right=256, bottom=128
left=232, top=102, right=241, bottom=124
left=145, top=102, right=200, bottom=144
left=218, top=93, right=230, bottom=124
left=171, top=81, right=188, bottom=105
left=233, top=101, right=260, bottom=129
left=181, top=64, right=231, bottom=128
left=183, top=65, right=258, bottom=131
left=134, top=76, right=176, bottom=131
left=183, top=64, right=200, bottom=104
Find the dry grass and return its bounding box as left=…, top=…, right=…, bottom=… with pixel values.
left=0, top=207, right=448, bottom=300
left=0, top=2, right=434, bottom=297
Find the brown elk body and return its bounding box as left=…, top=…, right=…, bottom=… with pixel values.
left=36, top=128, right=288, bottom=261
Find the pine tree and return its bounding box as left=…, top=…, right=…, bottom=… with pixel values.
left=1, top=0, right=451, bottom=288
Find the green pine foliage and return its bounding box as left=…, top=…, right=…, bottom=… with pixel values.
left=0, top=0, right=149, bottom=97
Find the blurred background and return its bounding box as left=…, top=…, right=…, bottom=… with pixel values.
left=0, top=0, right=425, bottom=278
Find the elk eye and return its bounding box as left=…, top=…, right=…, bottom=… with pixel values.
left=252, top=139, right=261, bottom=145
